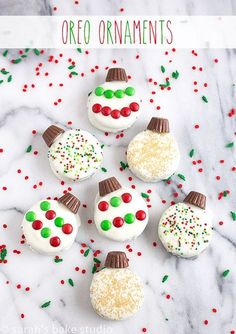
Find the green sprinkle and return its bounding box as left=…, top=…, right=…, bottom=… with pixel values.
left=162, top=275, right=169, bottom=283
left=177, top=174, right=186, bottom=181
left=93, top=258, right=101, bottom=264
left=0, top=248, right=7, bottom=261
left=41, top=301, right=51, bottom=308
left=141, top=192, right=149, bottom=198
left=101, top=167, right=107, bottom=172
left=159, top=80, right=170, bottom=88
left=230, top=211, right=236, bottom=221
left=223, top=191, right=228, bottom=197
left=7, top=75, right=12, bottom=82
left=26, top=145, right=32, bottom=153
left=222, top=269, right=230, bottom=277
left=68, top=278, right=74, bottom=287
left=13, top=58, right=22, bottom=64
left=226, top=142, right=234, bottom=148
left=92, top=264, right=97, bottom=274
left=202, top=95, right=208, bottom=103
left=1, top=69, right=9, bottom=75
left=172, top=70, right=179, bottom=79
left=3, top=50, right=8, bottom=57
left=0, top=80, right=3, bottom=84
left=161, top=65, right=165, bottom=73
left=25, top=48, right=30, bottom=53
left=68, top=65, right=75, bottom=70
left=77, top=48, right=82, bottom=53
left=120, top=161, right=128, bottom=169
left=34, top=49, right=40, bottom=56
left=189, top=149, right=195, bottom=158
left=84, top=249, right=90, bottom=257
left=54, top=258, right=63, bottom=263
left=70, top=71, right=78, bottom=76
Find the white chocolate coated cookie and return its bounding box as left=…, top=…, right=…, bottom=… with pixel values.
left=90, top=268, right=144, bottom=320
left=22, top=199, right=80, bottom=255
left=158, top=202, right=213, bottom=258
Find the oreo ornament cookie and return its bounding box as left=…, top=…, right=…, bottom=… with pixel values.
left=22, top=193, right=81, bottom=255
left=94, top=177, right=149, bottom=241
left=43, top=125, right=103, bottom=182
left=87, top=68, right=141, bottom=133
left=127, top=117, right=180, bottom=182
left=158, top=191, right=213, bottom=258
left=90, top=251, right=144, bottom=320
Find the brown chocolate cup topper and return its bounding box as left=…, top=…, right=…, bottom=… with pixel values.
left=99, top=177, right=122, bottom=197
left=105, top=68, right=128, bottom=82
left=184, top=191, right=206, bottom=210
left=105, top=251, right=129, bottom=269
left=58, top=192, right=80, bottom=214
left=42, top=125, right=65, bottom=148
left=147, top=117, right=170, bottom=133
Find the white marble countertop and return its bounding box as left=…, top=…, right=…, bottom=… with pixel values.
left=0, top=2, right=236, bottom=334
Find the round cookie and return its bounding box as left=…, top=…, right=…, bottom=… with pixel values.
left=87, top=68, right=142, bottom=133
left=94, top=177, right=149, bottom=241
left=158, top=191, right=213, bottom=258
left=43, top=125, right=103, bottom=182
left=22, top=193, right=81, bottom=255
left=127, top=117, right=180, bottom=182
left=90, top=251, right=144, bottom=320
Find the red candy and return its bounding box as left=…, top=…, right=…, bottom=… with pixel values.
left=98, top=201, right=109, bottom=211
left=62, top=223, right=73, bottom=234
left=120, top=107, right=131, bottom=117
left=113, top=217, right=124, bottom=228
left=121, top=193, right=132, bottom=203
left=45, top=210, right=56, bottom=220
left=32, top=220, right=43, bottom=230
left=50, top=236, right=61, bottom=247
left=101, top=106, right=111, bottom=116
left=92, top=104, right=102, bottom=113
left=136, top=210, right=146, bottom=221
left=129, top=102, right=139, bottom=112
left=111, top=109, right=120, bottom=119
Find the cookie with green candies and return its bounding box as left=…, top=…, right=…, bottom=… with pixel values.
left=87, top=68, right=142, bottom=133
left=21, top=193, right=81, bottom=255
left=94, top=177, right=149, bottom=241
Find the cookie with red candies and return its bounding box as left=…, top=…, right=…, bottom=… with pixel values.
left=87, top=68, right=141, bottom=133
left=21, top=193, right=80, bottom=255
left=94, top=177, right=148, bottom=241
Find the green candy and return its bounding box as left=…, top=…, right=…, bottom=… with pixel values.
left=114, top=89, right=125, bottom=98
left=124, top=213, right=135, bottom=224
left=110, top=196, right=121, bottom=207
left=125, top=87, right=135, bottom=96
left=95, top=86, right=104, bottom=96
left=104, top=90, right=114, bottom=99
left=40, top=201, right=50, bottom=211
left=54, top=217, right=64, bottom=227
left=25, top=211, right=36, bottom=222
left=41, top=227, right=51, bottom=238
left=101, top=220, right=111, bottom=231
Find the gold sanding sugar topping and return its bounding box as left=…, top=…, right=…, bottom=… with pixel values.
left=127, top=131, right=179, bottom=178
left=90, top=268, right=144, bottom=320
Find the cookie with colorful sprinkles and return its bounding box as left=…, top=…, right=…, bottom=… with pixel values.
left=87, top=68, right=142, bottom=133
left=90, top=251, right=144, bottom=320
left=158, top=191, right=213, bottom=258
left=43, top=125, right=103, bottom=182
left=127, top=117, right=180, bottom=182
left=94, top=177, right=149, bottom=241
left=22, top=193, right=81, bottom=255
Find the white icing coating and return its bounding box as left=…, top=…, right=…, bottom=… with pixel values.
left=22, top=200, right=80, bottom=255
left=88, top=81, right=141, bottom=133
left=90, top=268, right=144, bottom=320
left=94, top=187, right=149, bottom=241
left=48, top=129, right=103, bottom=182
left=127, top=130, right=180, bottom=182
left=158, top=202, right=213, bottom=258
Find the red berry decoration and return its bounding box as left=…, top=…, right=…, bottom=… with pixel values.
left=129, top=102, right=139, bottom=112
left=62, top=223, right=73, bottom=234
left=136, top=210, right=146, bottom=221
left=92, top=103, right=102, bottom=113
left=111, top=109, right=120, bottom=119
left=121, top=193, right=132, bottom=203
left=50, top=236, right=61, bottom=247
left=45, top=210, right=56, bottom=220
left=101, top=106, right=111, bottom=116
left=32, top=220, right=43, bottom=230
left=113, top=217, right=124, bottom=228
left=120, top=107, right=131, bottom=117
left=98, top=201, right=109, bottom=211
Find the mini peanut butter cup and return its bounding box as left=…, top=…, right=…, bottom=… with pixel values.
left=147, top=117, right=170, bottom=133
left=42, top=125, right=65, bottom=147
left=58, top=192, right=80, bottom=214
left=184, top=191, right=206, bottom=210
left=99, top=177, right=122, bottom=197
left=106, top=68, right=128, bottom=82
left=105, top=251, right=129, bottom=268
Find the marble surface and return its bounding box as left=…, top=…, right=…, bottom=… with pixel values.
left=0, top=2, right=236, bottom=334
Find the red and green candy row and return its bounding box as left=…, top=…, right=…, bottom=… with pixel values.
left=100, top=210, right=146, bottom=231
left=98, top=193, right=133, bottom=211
